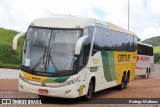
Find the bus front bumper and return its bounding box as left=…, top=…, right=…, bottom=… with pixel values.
left=19, top=77, right=81, bottom=98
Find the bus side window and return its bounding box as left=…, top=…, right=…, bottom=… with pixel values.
left=103, top=29, right=112, bottom=51
left=92, top=27, right=103, bottom=55
left=78, top=45, right=89, bottom=69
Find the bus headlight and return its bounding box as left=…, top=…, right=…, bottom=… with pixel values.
left=19, top=72, right=24, bottom=79
left=19, top=72, right=27, bottom=82
left=63, top=78, right=79, bottom=86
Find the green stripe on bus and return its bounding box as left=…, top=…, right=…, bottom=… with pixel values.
left=101, top=51, right=117, bottom=82
left=44, top=76, right=70, bottom=83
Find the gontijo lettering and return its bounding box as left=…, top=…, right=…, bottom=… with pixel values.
left=118, top=54, right=130, bottom=62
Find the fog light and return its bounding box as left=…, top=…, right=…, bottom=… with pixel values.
left=20, top=85, right=23, bottom=89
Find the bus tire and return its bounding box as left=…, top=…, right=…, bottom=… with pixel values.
left=117, top=74, right=128, bottom=90
left=141, top=69, right=149, bottom=79
left=146, top=69, right=149, bottom=78
left=83, top=80, right=94, bottom=100
left=124, top=74, right=128, bottom=89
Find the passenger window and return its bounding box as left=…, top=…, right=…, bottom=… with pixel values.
left=78, top=45, right=89, bottom=69
left=103, top=29, right=112, bottom=51
left=92, top=27, right=104, bottom=55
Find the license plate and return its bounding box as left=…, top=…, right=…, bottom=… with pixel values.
left=38, top=89, right=48, bottom=94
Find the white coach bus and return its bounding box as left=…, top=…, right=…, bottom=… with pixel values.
left=135, top=42, right=154, bottom=78
left=14, top=16, right=138, bottom=100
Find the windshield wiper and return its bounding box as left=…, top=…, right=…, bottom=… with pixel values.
left=47, top=47, right=58, bottom=71
left=32, top=47, right=47, bottom=71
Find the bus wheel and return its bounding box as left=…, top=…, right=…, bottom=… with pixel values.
left=146, top=69, right=149, bottom=78
left=83, top=80, right=94, bottom=100
left=124, top=75, right=128, bottom=89
left=117, top=74, right=127, bottom=90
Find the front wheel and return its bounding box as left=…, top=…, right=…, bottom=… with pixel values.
left=82, top=80, right=94, bottom=100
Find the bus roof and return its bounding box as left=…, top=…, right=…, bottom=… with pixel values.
left=107, top=22, right=136, bottom=35
left=31, top=15, right=136, bottom=35
left=138, top=42, right=153, bottom=47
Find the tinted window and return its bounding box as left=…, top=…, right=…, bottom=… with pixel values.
left=103, top=29, right=112, bottom=51
left=138, top=44, right=153, bottom=56
left=109, top=29, right=137, bottom=52
left=91, top=27, right=137, bottom=55
left=92, top=27, right=104, bottom=54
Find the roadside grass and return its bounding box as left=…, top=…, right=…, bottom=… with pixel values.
left=0, top=28, right=24, bottom=69
left=0, top=63, right=20, bottom=69
left=154, top=46, right=160, bottom=63
left=0, top=28, right=24, bottom=54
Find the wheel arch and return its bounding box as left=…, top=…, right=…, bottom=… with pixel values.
left=90, top=76, right=96, bottom=93
left=85, top=75, right=96, bottom=94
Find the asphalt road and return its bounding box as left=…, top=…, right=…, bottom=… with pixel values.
left=0, top=64, right=160, bottom=107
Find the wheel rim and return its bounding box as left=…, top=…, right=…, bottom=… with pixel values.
left=146, top=72, right=148, bottom=78
left=147, top=71, right=149, bottom=78
left=146, top=71, right=149, bottom=78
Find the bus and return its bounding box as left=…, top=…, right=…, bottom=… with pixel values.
left=135, top=42, right=154, bottom=78
left=14, top=16, right=138, bottom=99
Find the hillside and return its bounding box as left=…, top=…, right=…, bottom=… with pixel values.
left=142, top=36, right=160, bottom=46
left=0, top=28, right=24, bottom=68
left=0, top=28, right=24, bottom=54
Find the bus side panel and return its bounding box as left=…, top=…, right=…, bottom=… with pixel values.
left=97, top=50, right=136, bottom=89
left=101, top=51, right=119, bottom=88
left=113, top=51, right=137, bottom=85
left=101, top=51, right=117, bottom=82
left=135, top=55, right=153, bottom=76
left=88, top=51, right=112, bottom=92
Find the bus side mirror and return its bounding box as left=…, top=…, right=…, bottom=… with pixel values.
left=75, top=35, right=88, bottom=55
left=13, top=32, right=26, bottom=50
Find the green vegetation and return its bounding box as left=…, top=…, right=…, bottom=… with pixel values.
left=0, top=28, right=24, bottom=69
left=154, top=53, right=159, bottom=63
left=154, top=46, right=160, bottom=63
left=154, top=46, right=160, bottom=53
left=142, top=36, right=160, bottom=46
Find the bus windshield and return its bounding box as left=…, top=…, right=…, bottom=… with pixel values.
left=21, top=27, right=81, bottom=75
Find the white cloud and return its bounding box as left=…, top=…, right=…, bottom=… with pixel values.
left=0, top=0, right=160, bottom=40
left=141, top=27, right=160, bottom=39
left=147, top=0, right=160, bottom=15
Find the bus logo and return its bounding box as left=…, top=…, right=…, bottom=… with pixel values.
left=140, top=56, right=150, bottom=62
left=42, top=82, right=45, bottom=87
left=118, top=54, right=130, bottom=62
left=92, top=59, right=100, bottom=64
left=32, top=77, right=41, bottom=81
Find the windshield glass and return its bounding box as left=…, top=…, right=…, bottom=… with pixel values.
left=22, top=27, right=81, bottom=74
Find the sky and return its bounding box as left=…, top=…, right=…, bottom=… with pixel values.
left=0, top=0, right=160, bottom=40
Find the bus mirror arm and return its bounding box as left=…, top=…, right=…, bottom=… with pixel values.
left=75, top=35, right=88, bottom=55
left=13, top=32, right=26, bottom=50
